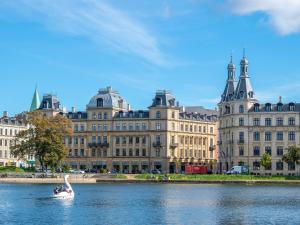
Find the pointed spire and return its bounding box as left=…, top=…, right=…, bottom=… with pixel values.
left=243, top=47, right=246, bottom=58
left=221, top=55, right=237, bottom=102
left=30, top=86, right=41, bottom=112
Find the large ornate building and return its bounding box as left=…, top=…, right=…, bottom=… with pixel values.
left=218, top=55, right=300, bottom=175
left=0, top=112, right=30, bottom=167
left=38, top=87, right=218, bottom=173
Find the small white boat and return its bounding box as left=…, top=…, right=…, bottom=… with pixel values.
left=53, top=175, right=74, bottom=199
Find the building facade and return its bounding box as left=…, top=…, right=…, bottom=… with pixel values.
left=39, top=87, right=218, bottom=173
left=0, top=112, right=30, bottom=167
left=218, top=55, right=300, bottom=175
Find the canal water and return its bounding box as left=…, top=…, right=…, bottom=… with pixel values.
left=0, top=183, right=300, bottom=225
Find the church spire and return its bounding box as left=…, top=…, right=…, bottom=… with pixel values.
left=221, top=55, right=237, bottom=102
left=30, top=86, right=41, bottom=112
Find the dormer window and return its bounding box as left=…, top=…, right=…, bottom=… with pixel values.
left=249, top=91, right=253, bottom=98
left=169, top=99, right=175, bottom=106
left=119, top=111, right=124, bottom=118
left=277, top=104, right=283, bottom=112
left=97, top=98, right=103, bottom=107
left=156, top=98, right=162, bottom=106
left=265, top=103, right=271, bottom=112
left=129, top=111, right=133, bottom=118
left=118, top=99, right=123, bottom=109
left=254, top=104, right=260, bottom=112
left=289, top=103, right=295, bottom=111
left=240, top=91, right=244, bottom=98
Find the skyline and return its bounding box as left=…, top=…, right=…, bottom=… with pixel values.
left=2, top=0, right=300, bottom=115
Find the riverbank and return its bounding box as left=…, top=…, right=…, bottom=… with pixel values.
left=2, top=174, right=300, bottom=184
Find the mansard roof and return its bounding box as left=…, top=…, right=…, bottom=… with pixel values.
left=115, top=110, right=149, bottom=119
left=66, top=111, right=88, bottom=120
left=248, top=102, right=300, bottom=112
left=39, top=94, right=61, bottom=110
left=151, top=90, right=177, bottom=108
left=180, top=106, right=218, bottom=122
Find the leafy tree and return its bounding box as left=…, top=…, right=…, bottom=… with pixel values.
left=11, top=111, right=72, bottom=171
left=282, top=146, right=300, bottom=165
left=260, top=153, right=272, bottom=170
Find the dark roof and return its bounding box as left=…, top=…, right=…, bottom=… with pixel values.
left=248, top=102, right=300, bottom=112
left=66, top=112, right=88, bottom=120
left=0, top=116, right=26, bottom=126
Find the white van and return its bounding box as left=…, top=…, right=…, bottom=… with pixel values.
left=227, top=166, right=249, bottom=175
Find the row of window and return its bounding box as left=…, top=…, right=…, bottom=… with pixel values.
left=180, top=124, right=213, bottom=134
left=0, top=128, right=19, bottom=136
left=239, top=146, right=285, bottom=156
left=177, top=149, right=213, bottom=159
left=252, top=161, right=295, bottom=171
left=115, top=148, right=148, bottom=157
left=179, top=136, right=211, bottom=146
left=0, top=139, right=14, bottom=147
left=115, top=136, right=147, bottom=145
left=239, top=117, right=296, bottom=126
left=252, top=131, right=296, bottom=141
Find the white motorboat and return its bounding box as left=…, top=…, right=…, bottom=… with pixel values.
left=53, top=175, right=74, bottom=199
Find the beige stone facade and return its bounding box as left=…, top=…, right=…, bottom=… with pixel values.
left=219, top=56, right=300, bottom=175
left=0, top=112, right=30, bottom=167
left=40, top=87, right=218, bottom=173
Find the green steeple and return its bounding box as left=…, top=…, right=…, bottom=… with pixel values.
left=30, top=86, right=40, bottom=112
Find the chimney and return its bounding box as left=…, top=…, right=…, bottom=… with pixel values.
left=71, top=107, right=76, bottom=113
left=3, top=111, right=8, bottom=117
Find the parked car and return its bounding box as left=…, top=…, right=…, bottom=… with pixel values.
left=227, top=166, right=249, bottom=175
left=151, top=169, right=161, bottom=174
left=84, top=168, right=97, bottom=173
left=70, top=169, right=85, bottom=174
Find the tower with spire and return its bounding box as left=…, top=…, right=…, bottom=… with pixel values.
left=218, top=50, right=257, bottom=173
left=30, top=86, right=41, bottom=112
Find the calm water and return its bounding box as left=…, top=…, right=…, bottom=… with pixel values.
left=0, top=183, right=300, bottom=225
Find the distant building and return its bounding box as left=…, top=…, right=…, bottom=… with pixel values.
left=39, top=87, right=219, bottom=173
left=0, top=112, right=30, bottom=167
left=218, top=54, right=300, bottom=175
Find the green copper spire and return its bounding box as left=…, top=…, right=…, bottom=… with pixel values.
left=30, top=86, right=40, bottom=112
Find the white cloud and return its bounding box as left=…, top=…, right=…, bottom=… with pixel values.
left=1, top=0, right=168, bottom=66
left=228, top=0, right=300, bottom=35
left=256, top=81, right=300, bottom=102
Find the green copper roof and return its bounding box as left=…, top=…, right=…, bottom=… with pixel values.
left=30, top=87, right=40, bottom=112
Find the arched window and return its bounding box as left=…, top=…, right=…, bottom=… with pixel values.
left=97, top=98, right=103, bottom=107
left=254, top=103, right=260, bottom=112
left=156, top=111, right=161, bottom=119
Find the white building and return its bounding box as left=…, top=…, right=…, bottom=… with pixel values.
left=218, top=54, right=300, bottom=175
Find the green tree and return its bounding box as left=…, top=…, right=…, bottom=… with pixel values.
left=260, top=153, right=272, bottom=172
left=282, top=146, right=300, bottom=174
left=11, top=111, right=72, bottom=171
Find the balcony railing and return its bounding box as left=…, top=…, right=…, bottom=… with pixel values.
left=237, top=139, right=245, bottom=144
left=170, top=143, right=178, bottom=148
left=88, top=143, right=109, bottom=148
left=153, top=142, right=162, bottom=148
left=209, top=145, right=216, bottom=151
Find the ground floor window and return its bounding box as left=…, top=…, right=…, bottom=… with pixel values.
left=288, top=162, right=295, bottom=171
left=276, top=161, right=283, bottom=170
left=253, top=161, right=260, bottom=170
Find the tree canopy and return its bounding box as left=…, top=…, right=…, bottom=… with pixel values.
left=260, top=152, right=272, bottom=170
left=11, top=111, right=72, bottom=171
left=282, top=146, right=300, bottom=165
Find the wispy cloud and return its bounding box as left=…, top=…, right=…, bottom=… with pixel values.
left=256, top=81, right=300, bottom=102
left=1, top=0, right=168, bottom=66
left=227, top=0, right=300, bottom=35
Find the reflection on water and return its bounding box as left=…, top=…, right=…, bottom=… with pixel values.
left=0, top=184, right=300, bottom=225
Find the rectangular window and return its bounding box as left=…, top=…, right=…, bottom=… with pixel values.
left=253, top=132, right=260, bottom=141
left=122, top=136, right=127, bottom=144
left=265, top=132, right=272, bottom=141
left=239, top=147, right=244, bottom=156
left=129, top=149, right=133, bottom=156
left=253, top=146, right=260, bottom=156
left=265, top=146, right=272, bottom=155
left=265, top=118, right=272, bottom=126
left=135, top=149, right=139, bottom=156
left=277, top=132, right=284, bottom=141
left=253, top=118, right=260, bottom=126
left=276, top=118, right=284, bottom=126
left=239, top=118, right=244, bottom=126
left=129, top=136, right=133, bottom=145
left=80, top=149, right=84, bottom=157
left=288, top=117, right=295, bottom=126
left=288, top=131, right=295, bottom=141
left=277, top=146, right=283, bottom=156
left=142, top=149, right=146, bottom=157
left=116, top=149, right=120, bottom=156
left=122, top=149, right=126, bottom=156
left=276, top=161, right=283, bottom=170
left=116, top=136, right=120, bottom=145
left=156, top=123, right=161, bottom=131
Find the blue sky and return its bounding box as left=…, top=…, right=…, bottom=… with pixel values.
left=1, top=0, right=300, bottom=115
